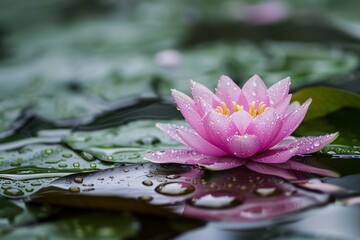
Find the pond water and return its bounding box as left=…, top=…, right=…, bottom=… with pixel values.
left=0, top=1, right=360, bottom=239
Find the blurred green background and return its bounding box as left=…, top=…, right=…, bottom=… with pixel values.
left=0, top=0, right=359, bottom=130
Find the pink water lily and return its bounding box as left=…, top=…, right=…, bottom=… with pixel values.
left=144, top=75, right=338, bottom=170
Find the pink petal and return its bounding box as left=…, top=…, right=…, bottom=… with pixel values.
left=267, top=77, right=291, bottom=106
left=286, top=101, right=300, bottom=117
left=215, top=75, right=241, bottom=108
left=274, top=160, right=340, bottom=178
left=237, top=91, right=249, bottom=110
left=156, top=123, right=193, bottom=145
left=177, top=129, right=227, bottom=156
left=242, top=75, right=269, bottom=105
left=271, top=136, right=297, bottom=149
left=250, top=146, right=299, bottom=163
left=202, top=111, right=236, bottom=150
left=196, top=97, right=214, bottom=117
left=190, top=80, right=221, bottom=108
left=171, top=89, right=208, bottom=139
left=230, top=110, right=253, bottom=135
left=289, top=133, right=339, bottom=155
left=268, top=99, right=311, bottom=148
left=226, top=134, right=260, bottom=158
left=273, top=94, right=292, bottom=117
left=144, top=149, right=204, bottom=164
left=246, top=108, right=283, bottom=150
left=245, top=162, right=297, bottom=180
left=198, top=157, right=246, bottom=171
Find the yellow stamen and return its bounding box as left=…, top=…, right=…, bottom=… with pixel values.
left=249, top=101, right=256, bottom=117
left=215, top=102, right=230, bottom=116
left=216, top=100, right=269, bottom=117
left=232, top=101, right=244, bottom=112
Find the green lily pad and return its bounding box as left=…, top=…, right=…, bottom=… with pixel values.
left=84, top=72, right=154, bottom=103
left=0, top=198, right=23, bottom=220
left=0, top=99, right=30, bottom=139
left=63, top=120, right=185, bottom=163
left=0, top=178, right=56, bottom=199
left=296, top=109, right=360, bottom=147
left=232, top=42, right=358, bottom=89
left=0, top=144, right=114, bottom=181
left=32, top=93, right=109, bottom=126
left=30, top=163, right=331, bottom=225
left=292, top=86, right=360, bottom=121
left=1, top=211, right=139, bottom=240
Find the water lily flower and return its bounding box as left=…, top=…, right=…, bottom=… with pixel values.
left=145, top=75, right=338, bottom=170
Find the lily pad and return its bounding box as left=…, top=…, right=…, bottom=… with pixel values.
left=31, top=163, right=330, bottom=227
left=232, top=42, right=358, bottom=89
left=292, top=86, right=360, bottom=121
left=0, top=144, right=113, bottom=181
left=63, top=120, right=185, bottom=163
left=32, top=93, right=109, bottom=126
left=0, top=198, right=23, bottom=220
left=1, top=211, right=139, bottom=240
left=0, top=99, right=30, bottom=139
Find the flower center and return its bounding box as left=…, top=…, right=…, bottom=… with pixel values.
left=215, top=101, right=269, bottom=117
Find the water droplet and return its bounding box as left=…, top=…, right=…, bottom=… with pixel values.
left=155, top=182, right=195, bottom=196
left=2, top=185, right=11, bottom=190
left=138, top=196, right=153, bottom=202
left=107, top=156, right=113, bottom=161
left=166, top=175, right=180, bottom=179
left=82, top=188, right=95, bottom=192
left=81, top=152, right=96, bottom=161
left=156, top=150, right=166, bottom=156
left=313, top=141, right=320, bottom=147
left=241, top=206, right=266, bottom=219
left=90, top=163, right=97, bottom=169
left=25, top=188, right=34, bottom=192
left=62, top=153, right=73, bottom=158
left=254, top=187, right=282, bottom=197
left=4, top=188, right=24, bottom=197
left=10, top=162, right=21, bottom=167
left=45, top=149, right=53, bottom=155
left=69, top=186, right=80, bottom=193
left=31, top=181, right=42, bottom=186
left=58, top=163, right=68, bottom=168
left=142, top=180, right=153, bottom=186
left=73, top=162, right=80, bottom=167
left=188, top=192, right=242, bottom=209
left=74, top=177, right=83, bottom=183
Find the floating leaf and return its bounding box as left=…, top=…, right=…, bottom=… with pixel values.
left=292, top=87, right=360, bottom=121
left=295, top=109, right=360, bottom=146
left=63, top=120, right=185, bottom=163
left=0, top=144, right=113, bottom=181
left=31, top=163, right=330, bottom=226
left=32, top=93, right=109, bottom=126
left=1, top=212, right=139, bottom=240
left=0, top=100, right=30, bottom=139
left=0, top=198, right=23, bottom=220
